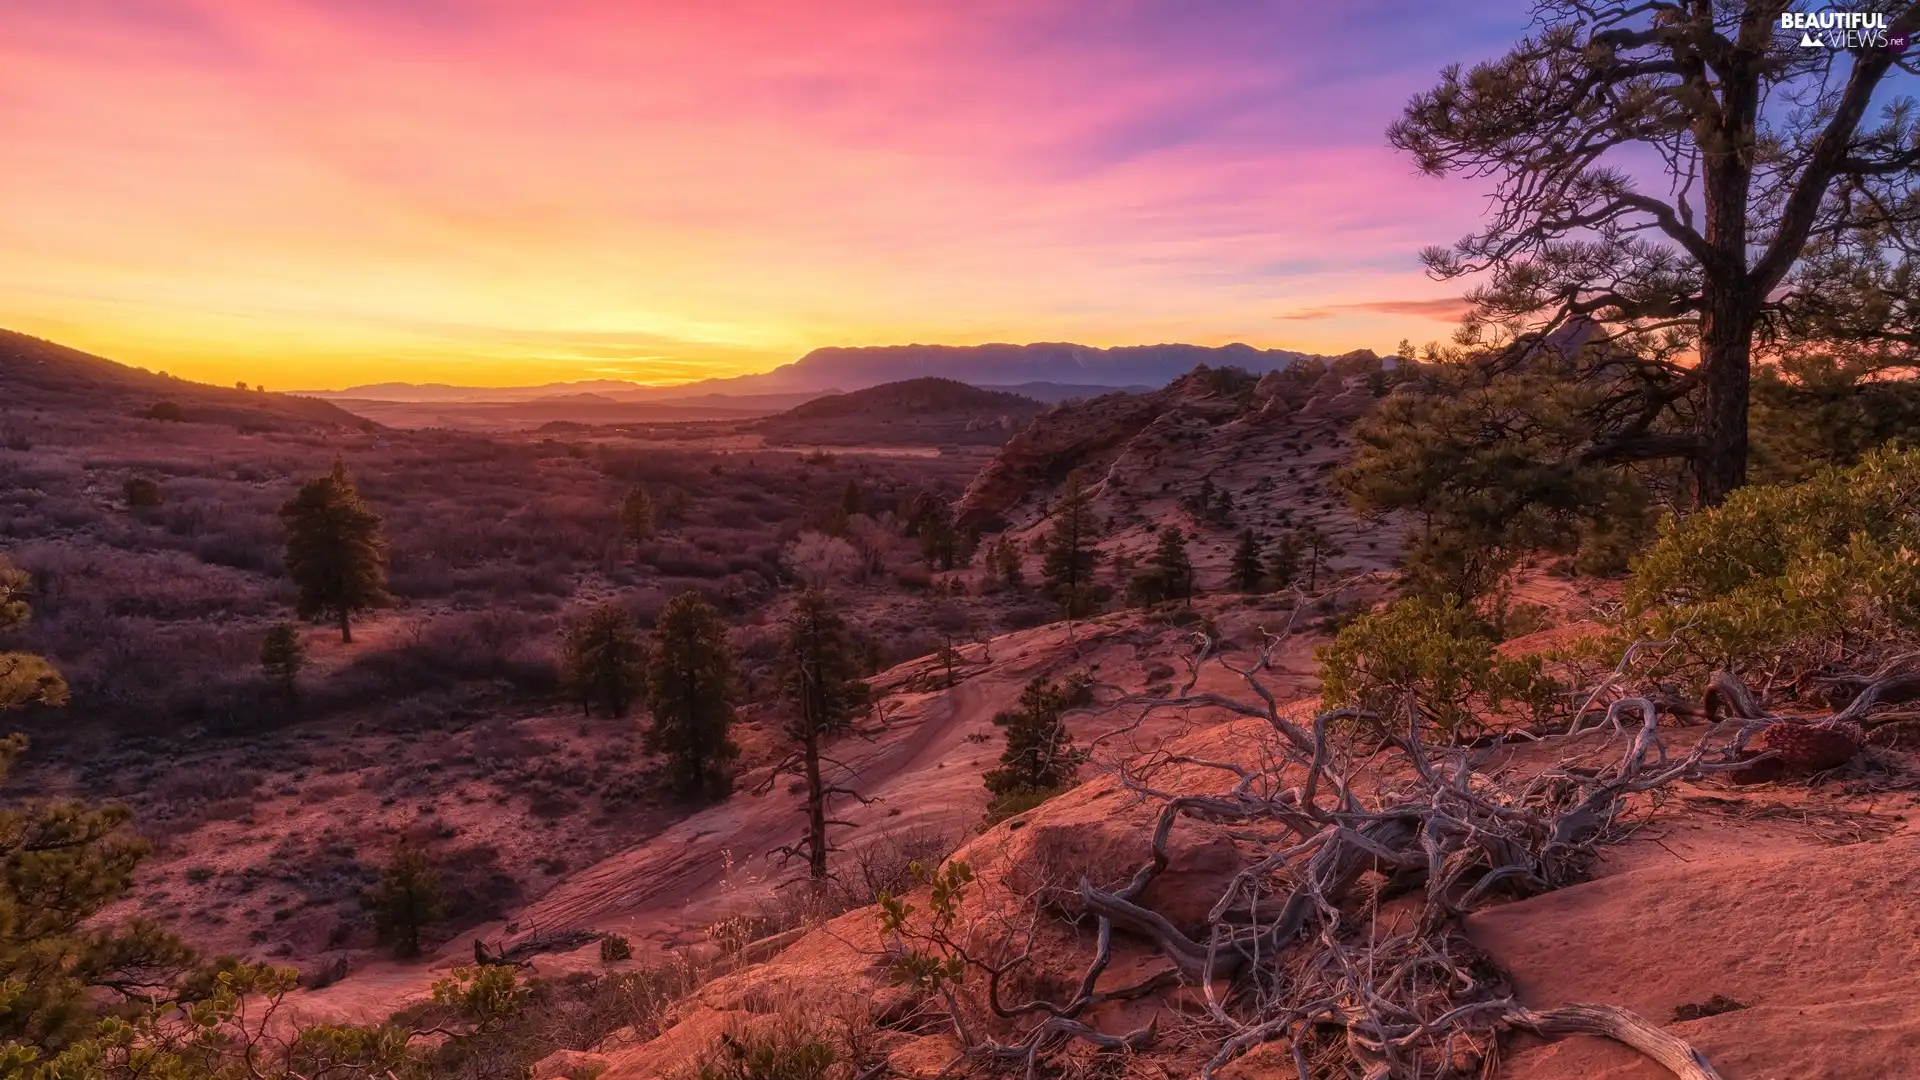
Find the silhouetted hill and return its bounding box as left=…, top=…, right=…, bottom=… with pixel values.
left=0, top=329, right=374, bottom=432
left=753, top=377, right=1047, bottom=447
left=777, top=377, right=1039, bottom=420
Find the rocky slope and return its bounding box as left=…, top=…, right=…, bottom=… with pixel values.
left=569, top=646, right=1920, bottom=1080
left=750, top=376, right=1047, bottom=446
left=957, top=350, right=1396, bottom=584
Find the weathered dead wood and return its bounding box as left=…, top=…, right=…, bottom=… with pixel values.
left=1512, top=1003, right=1728, bottom=1080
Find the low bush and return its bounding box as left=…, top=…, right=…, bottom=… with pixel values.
left=1622, top=447, right=1920, bottom=676
left=1319, top=596, right=1560, bottom=738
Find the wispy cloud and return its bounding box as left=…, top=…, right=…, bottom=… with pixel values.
left=1279, top=298, right=1474, bottom=322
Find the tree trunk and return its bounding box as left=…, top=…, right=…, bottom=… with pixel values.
left=339, top=609, right=352, bottom=644
left=1695, top=283, right=1755, bottom=507
left=804, top=730, right=828, bottom=880
left=1695, top=48, right=1759, bottom=507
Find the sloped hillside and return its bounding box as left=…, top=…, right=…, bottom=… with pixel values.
left=752, top=376, right=1046, bottom=446
left=958, top=350, right=1397, bottom=584
left=0, top=328, right=373, bottom=432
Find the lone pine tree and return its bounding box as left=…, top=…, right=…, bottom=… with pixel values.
left=983, top=675, right=1090, bottom=820
left=373, top=841, right=445, bottom=959
left=645, top=592, right=740, bottom=799
left=279, top=459, right=390, bottom=643
left=1129, top=526, right=1197, bottom=607
left=1390, top=1, right=1920, bottom=506
left=1041, top=472, right=1102, bottom=618
left=561, top=604, right=647, bottom=718
left=769, top=589, right=871, bottom=880
left=1229, top=527, right=1265, bottom=593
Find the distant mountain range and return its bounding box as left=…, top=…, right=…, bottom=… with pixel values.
left=303, top=341, right=1335, bottom=403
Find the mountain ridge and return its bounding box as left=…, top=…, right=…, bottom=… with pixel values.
left=302, top=341, right=1348, bottom=403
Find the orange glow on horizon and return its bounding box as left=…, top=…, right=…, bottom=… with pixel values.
left=0, top=1, right=1522, bottom=390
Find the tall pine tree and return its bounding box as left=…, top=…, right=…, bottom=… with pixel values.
left=1128, top=526, right=1196, bottom=607
left=279, top=459, right=390, bottom=643
left=1267, top=531, right=1305, bottom=590
left=645, top=592, right=739, bottom=799
left=561, top=604, right=647, bottom=718
left=769, top=589, right=871, bottom=880
left=1229, top=528, right=1264, bottom=593
left=1041, top=472, right=1102, bottom=618
left=1, top=559, right=193, bottom=1054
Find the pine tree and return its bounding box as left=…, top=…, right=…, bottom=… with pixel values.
left=259, top=623, right=306, bottom=702
left=279, top=459, right=390, bottom=643
left=917, top=500, right=959, bottom=570
left=373, top=841, right=445, bottom=959
left=1229, top=528, right=1264, bottom=593
left=984, top=535, right=1022, bottom=589
left=1389, top=2, right=1920, bottom=506
left=983, top=675, right=1089, bottom=819
left=619, top=486, right=656, bottom=543
left=2, top=560, right=191, bottom=1053
left=1, top=558, right=66, bottom=712
left=1266, top=532, right=1304, bottom=590
left=1298, top=525, right=1343, bottom=591
left=769, top=589, right=870, bottom=880
left=1128, top=526, right=1196, bottom=607
left=645, top=592, right=740, bottom=799
left=561, top=604, right=647, bottom=718
left=1041, top=472, right=1102, bottom=618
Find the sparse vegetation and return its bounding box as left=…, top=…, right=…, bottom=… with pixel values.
left=1039, top=472, right=1101, bottom=618
left=769, top=588, right=870, bottom=880
left=1319, top=595, right=1560, bottom=738
left=1623, top=447, right=1920, bottom=676
left=619, top=485, right=656, bottom=543
left=1127, top=525, right=1196, bottom=607
left=645, top=592, right=740, bottom=800
left=121, top=474, right=163, bottom=508
left=373, top=841, right=446, bottom=959
left=1228, top=527, right=1263, bottom=593
left=280, top=459, right=393, bottom=643
left=259, top=622, right=306, bottom=702
left=560, top=604, right=647, bottom=718
left=982, top=674, right=1090, bottom=822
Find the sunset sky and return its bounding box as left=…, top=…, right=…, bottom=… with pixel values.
left=1, top=0, right=1533, bottom=390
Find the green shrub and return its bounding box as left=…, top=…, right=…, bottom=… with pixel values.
left=1623, top=447, right=1920, bottom=674
left=1319, top=596, right=1560, bottom=737
left=680, top=1015, right=842, bottom=1080
left=599, top=934, right=633, bottom=963
left=372, top=841, right=445, bottom=959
